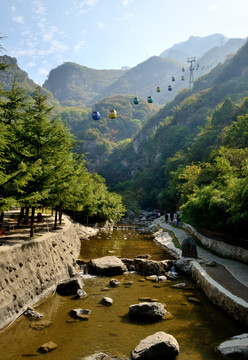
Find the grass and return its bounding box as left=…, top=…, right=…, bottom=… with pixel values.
left=158, top=224, right=182, bottom=250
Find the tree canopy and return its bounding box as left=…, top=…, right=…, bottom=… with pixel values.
left=0, top=78, right=125, bottom=235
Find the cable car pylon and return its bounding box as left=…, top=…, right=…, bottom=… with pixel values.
left=187, top=56, right=196, bottom=91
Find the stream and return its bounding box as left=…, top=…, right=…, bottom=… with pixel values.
left=0, top=224, right=245, bottom=360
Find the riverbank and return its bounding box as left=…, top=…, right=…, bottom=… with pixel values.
left=152, top=216, right=248, bottom=327
left=0, top=215, right=82, bottom=331
left=1, top=211, right=248, bottom=331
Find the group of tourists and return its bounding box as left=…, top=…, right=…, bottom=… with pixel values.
left=154, top=208, right=181, bottom=227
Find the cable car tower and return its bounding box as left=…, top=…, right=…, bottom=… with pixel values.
left=187, top=57, right=196, bottom=91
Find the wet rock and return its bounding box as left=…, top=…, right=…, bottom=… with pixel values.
left=135, top=254, right=151, bottom=259
left=174, top=258, right=193, bottom=275
left=216, top=333, right=248, bottom=359
left=165, top=271, right=177, bottom=280
left=123, top=280, right=133, bottom=285
left=56, top=276, right=84, bottom=296
left=131, top=331, right=179, bottom=359
left=88, top=256, right=127, bottom=276
left=23, top=307, right=43, bottom=319
left=145, top=275, right=157, bottom=281
left=30, top=320, right=52, bottom=330
left=187, top=297, right=201, bottom=304
left=134, top=259, right=166, bottom=276
left=138, top=297, right=154, bottom=302
left=163, top=312, right=175, bottom=320
left=76, top=289, right=88, bottom=299
left=70, top=308, right=91, bottom=320
left=38, top=341, right=58, bottom=353
left=101, top=297, right=114, bottom=306
left=182, top=236, right=198, bottom=258
left=81, top=353, right=111, bottom=360
left=121, top=258, right=135, bottom=271
left=129, top=302, right=166, bottom=322
left=171, top=283, right=186, bottom=289
left=156, top=275, right=167, bottom=282
left=109, top=279, right=120, bottom=287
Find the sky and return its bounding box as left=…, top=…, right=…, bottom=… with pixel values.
left=1, top=0, right=248, bottom=85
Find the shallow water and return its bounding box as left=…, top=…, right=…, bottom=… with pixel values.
left=0, top=226, right=245, bottom=360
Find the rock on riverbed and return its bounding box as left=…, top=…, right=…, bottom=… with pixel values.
left=129, top=302, right=166, bottom=322
left=131, top=331, right=179, bottom=359
left=88, top=256, right=127, bottom=276
left=216, top=333, right=248, bottom=358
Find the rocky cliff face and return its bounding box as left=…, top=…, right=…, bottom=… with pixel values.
left=0, top=218, right=81, bottom=330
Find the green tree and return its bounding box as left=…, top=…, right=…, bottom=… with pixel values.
left=17, top=87, right=70, bottom=236
left=0, top=81, right=37, bottom=230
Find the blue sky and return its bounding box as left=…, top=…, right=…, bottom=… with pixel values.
left=1, top=0, right=248, bottom=84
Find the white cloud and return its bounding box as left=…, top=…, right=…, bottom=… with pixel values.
left=13, top=16, right=25, bottom=24
left=97, top=21, right=106, bottom=29
left=122, top=0, right=134, bottom=7
left=72, top=0, right=99, bottom=15
left=85, top=0, right=98, bottom=5
left=115, top=12, right=133, bottom=21
left=38, top=39, right=68, bottom=56
left=32, top=0, right=46, bottom=15
left=14, top=48, right=36, bottom=57
left=38, top=17, right=47, bottom=29
left=38, top=67, right=49, bottom=75
left=26, top=61, right=36, bottom=67
left=26, top=40, right=38, bottom=48
left=43, top=33, right=53, bottom=42
left=209, top=3, right=218, bottom=10
left=10, top=6, right=16, bottom=11
left=74, top=39, right=88, bottom=53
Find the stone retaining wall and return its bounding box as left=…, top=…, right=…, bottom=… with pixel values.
left=191, top=261, right=248, bottom=327
left=181, top=223, right=248, bottom=264
left=0, top=218, right=81, bottom=331
left=153, top=228, right=248, bottom=327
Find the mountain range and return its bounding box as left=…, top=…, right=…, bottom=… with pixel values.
left=97, top=38, right=248, bottom=209
left=1, top=33, right=248, bottom=204
left=42, top=33, right=245, bottom=106
left=0, top=33, right=245, bottom=108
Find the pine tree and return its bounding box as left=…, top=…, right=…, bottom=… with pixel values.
left=0, top=81, right=34, bottom=232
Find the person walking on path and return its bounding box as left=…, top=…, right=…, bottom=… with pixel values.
left=164, top=210, right=168, bottom=223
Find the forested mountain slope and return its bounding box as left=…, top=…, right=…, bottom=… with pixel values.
left=95, top=56, right=183, bottom=104
left=60, top=94, right=156, bottom=171
left=0, top=55, right=60, bottom=106
left=43, top=62, right=126, bottom=106
left=99, top=40, right=248, bottom=214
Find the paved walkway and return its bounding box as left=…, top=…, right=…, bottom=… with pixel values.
left=155, top=218, right=248, bottom=288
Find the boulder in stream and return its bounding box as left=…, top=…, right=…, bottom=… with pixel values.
left=38, top=341, right=58, bottom=353
left=129, top=302, right=166, bottom=322
left=134, top=258, right=166, bottom=275
left=88, top=256, right=127, bottom=276
left=109, top=278, right=120, bottom=287
left=23, top=307, right=43, bottom=319
left=131, top=331, right=179, bottom=359
left=56, top=276, right=84, bottom=296
left=70, top=308, right=91, bottom=320
left=216, top=333, right=248, bottom=359
left=101, top=297, right=114, bottom=306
